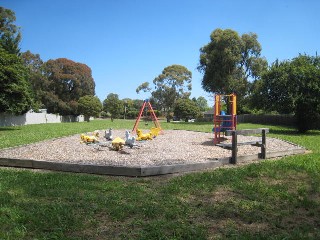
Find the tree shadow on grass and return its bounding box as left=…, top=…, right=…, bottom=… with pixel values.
left=270, top=128, right=320, bottom=136
left=0, top=127, right=21, bottom=132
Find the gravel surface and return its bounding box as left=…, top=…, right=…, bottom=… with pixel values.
left=0, top=130, right=303, bottom=167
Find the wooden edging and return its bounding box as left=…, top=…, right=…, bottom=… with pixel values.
left=0, top=147, right=306, bottom=177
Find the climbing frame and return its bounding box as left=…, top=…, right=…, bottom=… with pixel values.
left=213, top=93, right=237, bottom=144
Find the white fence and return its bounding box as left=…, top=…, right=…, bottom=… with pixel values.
left=0, top=110, right=85, bottom=127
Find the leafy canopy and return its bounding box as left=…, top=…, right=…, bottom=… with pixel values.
left=0, top=48, right=33, bottom=114
left=43, top=58, right=95, bottom=115
left=174, top=98, right=201, bottom=122
left=198, top=28, right=267, bottom=112
left=136, top=64, right=192, bottom=113
left=193, top=96, right=210, bottom=111
left=78, top=95, right=102, bottom=119
left=250, top=54, right=320, bottom=132
left=0, top=7, right=21, bottom=54
left=21, top=50, right=47, bottom=110
left=103, top=93, right=124, bottom=121
left=198, top=29, right=242, bottom=94
left=250, top=60, right=294, bottom=114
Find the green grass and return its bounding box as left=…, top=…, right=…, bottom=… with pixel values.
left=0, top=120, right=320, bottom=239
left=0, top=119, right=295, bottom=149
left=0, top=119, right=135, bottom=149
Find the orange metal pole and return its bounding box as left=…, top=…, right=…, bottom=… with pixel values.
left=214, top=94, right=222, bottom=145
left=147, top=101, right=163, bottom=133
left=132, top=101, right=147, bottom=133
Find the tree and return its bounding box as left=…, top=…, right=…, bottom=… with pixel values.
left=21, top=51, right=47, bottom=109
left=250, top=60, right=295, bottom=114
left=0, top=8, right=34, bottom=114
left=136, top=64, right=192, bottom=119
left=195, top=96, right=209, bottom=111
left=135, top=82, right=151, bottom=94
left=0, top=48, right=33, bottom=114
left=103, top=93, right=124, bottom=121
left=174, top=98, right=201, bottom=122
left=250, top=54, right=320, bottom=132
left=0, top=7, right=21, bottom=54
left=198, top=29, right=242, bottom=93
left=132, top=99, right=144, bottom=110
left=43, top=58, right=95, bottom=114
left=198, top=28, right=267, bottom=112
left=78, top=95, right=102, bottom=121
left=290, top=55, right=320, bottom=132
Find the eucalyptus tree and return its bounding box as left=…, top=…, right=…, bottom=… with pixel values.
left=198, top=28, right=267, bottom=112
left=136, top=64, right=192, bottom=118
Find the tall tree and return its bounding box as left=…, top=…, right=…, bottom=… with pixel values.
left=136, top=64, right=192, bottom=117
left=198, top=29, right=242, bottom=94
left=0, top=8, right=33, bottom=114
left=43, top=58, right=95, bottom=114
left=21, top=51, right=47, bottom=109
left=0, top=48, right=33, bottom=114
left=0, top=7, right=21, bottom=54
left=198, top=28, right=267, bottom=112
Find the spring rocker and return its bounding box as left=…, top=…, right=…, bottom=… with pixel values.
left=213, top=93, right=237, bottom=145
left=80, top=131, right=100, bottom=144
left=136, top=129, right=153, bottom=141
left=111, top=137, right=126, bottom=151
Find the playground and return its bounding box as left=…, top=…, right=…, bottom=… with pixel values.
left=0, top=128, right=304, bottom=176
left=0, top=120, right=318, bottom=239
left=0, top=98, right=306, bottom=176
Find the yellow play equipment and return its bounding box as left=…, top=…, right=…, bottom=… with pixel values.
left=80, top=133, right=99, bottom=143
left=150, top=127, right=161, bottom=137
left=136, top=129, right=153, bottom=141
left=135, top=127, right=161, bottom=141
left=111, top=137, right=125, bottom=151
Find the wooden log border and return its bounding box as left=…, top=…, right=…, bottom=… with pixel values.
left=0, top=147, right=306, bottom=177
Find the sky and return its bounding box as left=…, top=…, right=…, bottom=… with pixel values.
left=2, top=0, right=320, bottom=106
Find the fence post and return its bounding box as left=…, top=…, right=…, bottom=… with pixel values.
left=230, top=131, right=237, bottom=164
left=261, top=129, right=266, bottom=159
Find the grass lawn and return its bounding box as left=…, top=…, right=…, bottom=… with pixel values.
left=0, top=120, right=319, bottom=239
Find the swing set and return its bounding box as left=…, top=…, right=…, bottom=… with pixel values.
left=132, top=99, right=162, bottom=134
